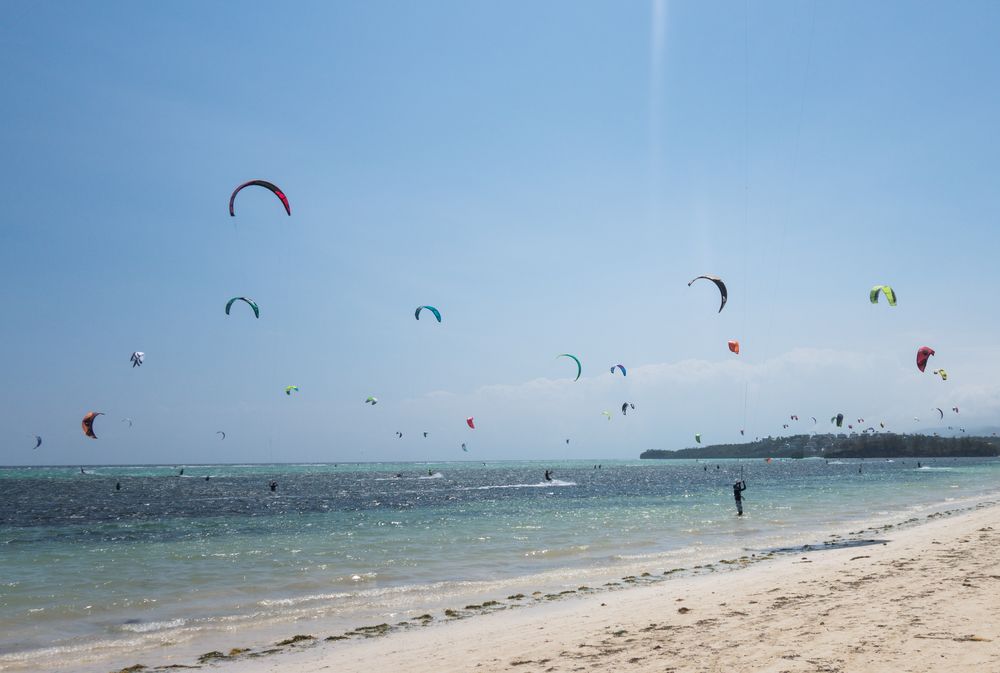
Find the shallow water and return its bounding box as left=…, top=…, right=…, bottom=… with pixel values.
left=1, top=457, right=998, bottom=671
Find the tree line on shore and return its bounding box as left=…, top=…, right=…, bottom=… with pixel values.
left=640, top=433, right=1000, bottom=460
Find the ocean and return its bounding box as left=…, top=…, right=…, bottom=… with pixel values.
left=1, top=457, right=998, bottom=672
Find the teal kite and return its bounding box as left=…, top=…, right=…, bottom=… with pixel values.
left=226, top=297, right=259, bottom=319
left=415, top=306, right=442, bottom=322
left=284, top=385, right=299, bottom=396
left=558, top=354, right=582, bottom=381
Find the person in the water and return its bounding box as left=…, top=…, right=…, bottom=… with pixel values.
left=115, top=481, right=121, bottom=491
left=204, top=475, right=210, bottom=481
left=428, top=469, right=433, bottom=476
left=269, top=480, right=277, bottom=492
left=179, top=468, right=184, bottom=476
left=733, top=480, right=747, bottom=516
left=544, top=469, right=553, bottom=482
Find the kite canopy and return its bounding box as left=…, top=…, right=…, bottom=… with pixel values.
left=728, top=340, right=740, bottom=354
left=811, top=416, right=818, bottom=424
left=833, top=413, right=844, bottom=428
left=81, top=411, right=104, bottom=439
left=916, top=346, right=935, bottom=372
left=284, top=385, right=299, bottom=396
left=621, top=402, right=635, bottom=416
left=933, top=369, right=948, bottom=381
left=461, top=443, right=468, bottom=452
left=130, top=351, right=144, bottom=367
left=610, top=364, right=627, bottom=376
left=953, top=406, right=959, bottom=414
left=122, top=418, right=133, bottom=428
left=216, top=431, right=226, bottom=440
left=688, top=275, right=728, bottom=313
left=869, top=285, right=898, bottom=306
left=33, top=435, right=41, bottom=450
left=935, top=407, right=944, bottom=420
left=466, top=417, right=475, bottom=429
left=229, top=180, right=291, bottom=216
left=225, top=297, right=259, bottom=319
left=695, top=433, right=702, bottom=443
left=365, top=396, right=378, bottom=405
left=602, top=410, right=612, bottom=421
left=558, top=354, right=582, bottom=381
left=414, top=306, right=442, bottom=322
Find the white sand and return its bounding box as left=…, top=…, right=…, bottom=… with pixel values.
left=186, top=503, right=1000, bottom=673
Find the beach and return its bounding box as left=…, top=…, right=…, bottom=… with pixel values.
left=96, top=500, right=1000, bottom=673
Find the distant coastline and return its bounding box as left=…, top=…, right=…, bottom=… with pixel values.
left=640, top=433, right=1000, bottom=460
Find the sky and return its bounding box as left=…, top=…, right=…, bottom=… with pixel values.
left=3, top=1, right=1000, bottom=465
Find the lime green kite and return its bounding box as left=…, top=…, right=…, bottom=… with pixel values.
left=869, top=285, right=897, bottom=306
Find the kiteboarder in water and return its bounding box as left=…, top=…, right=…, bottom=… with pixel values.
left=733, top=480, right=747, bottom=516
left=544, top=470, right=553, bottom=482
left=269, top=480, right=278, bottom=492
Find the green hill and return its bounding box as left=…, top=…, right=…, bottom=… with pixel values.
left=639, top=433, right=999, bottom=460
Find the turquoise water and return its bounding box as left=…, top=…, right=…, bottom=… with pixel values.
left=1, top=458, right=998, bottom=671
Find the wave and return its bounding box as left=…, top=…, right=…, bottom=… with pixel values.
left=118, top=618, right=187, bottom=633
left=464, top=480, right=577, bottom=491
left=418, top=473, right=444, bottom=479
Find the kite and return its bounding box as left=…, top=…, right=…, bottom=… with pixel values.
left=621, top=402, right=635, bottom=416
left=916, top=346, right=935, bottom=372
left=284, top=385, right=299, bottom=396
left=122, top=418, right=133, bottom=428
left=365, top=396, right=378, bottom=405
left=933, top=369, right=948, bottom=381
left=225, top=297, right=260, bottom=319
left=130, top=352, right=144, bottom=368
left=81, top=411, right=104, bottom=439
left=952, top=407, right=959, bottom=414
left=423, top=432, right=428, bottom=438
left=414, top=306, right=442, bottom=323
left=935, top=408, right=944, bottom=420
left=558, top=354, right=582, bottom=381
left=229, top=180, right=290, bottom=216
left=740, top=429, right=745, bottom=436
left=395, top=431, right=403, bottom=438
left=601, top=410, right=612, bottom=421
left=695, top=433, right=702, bottom=443
left=466, top=417, right=475, bottom=429
left=869, top=285, right=898, bottom=306
left=461, top=443, right=468, bottom=452
left=791, top=415, right=799, bottom=421
left=728, top=340, right=740, bottom=354
left=33, top=435, right=41, bottom=450
left=216, top=431, right=226, bottom=440
left=833, top=413, right=844, bottom=428
left=811, top=417, right=817, bottom=424
left=688, top=275, right=728, bottom=313
left=610, top=364, right=627, bottom=376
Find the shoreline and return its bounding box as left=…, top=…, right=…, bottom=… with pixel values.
left=66, top=497, right=1000, bottom=673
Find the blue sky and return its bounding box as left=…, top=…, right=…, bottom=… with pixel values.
left=3, top=1, right=1000, bottom=465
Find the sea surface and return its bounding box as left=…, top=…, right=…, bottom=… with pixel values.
left=1, top=457, right=999, bottom=671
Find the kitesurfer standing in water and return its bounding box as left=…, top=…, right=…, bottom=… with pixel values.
left=544, top=469, right=553, bottom=482
left=733, top=480, right=747, bottom=516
